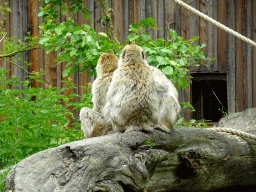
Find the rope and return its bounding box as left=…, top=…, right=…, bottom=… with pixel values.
left=172, top=0, right=256, bottom=48
left=208, top=127, right=256, bottom=140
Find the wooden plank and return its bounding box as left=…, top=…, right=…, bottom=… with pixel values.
left=77, top=0, right=90, bottom=101
left=236, top=0, right=247, bottom=112
left=182, top=0, right=199, bottom=73
left=205, top=0, right=214, bottom=71
left=152, top=0, right=157, bottom=39
left=28, top=0, right=39, bottom=89
left=157, top=0, right=164, bottom=38
left=246, top=0, right=253, bottom=108
left=140, top=0, right=146, bottom=21
left=0, top=0, right=11, bottom=74
left=123, top=0, right=129, bottom=40
left=164, top=0, right=178, bottom=39
left=217, top=0, right=227, bottom=72
left=112, top=0, right=124, bottom=44
left=94, top=1, right=102, bottom=34
left=227, top=0, right=236, bottom=113
left=37, top=0, right=45, bottom=88
left=11, top=0, right=29, bottom=90
left=212, top=0, right=218, bottom=71
left=253, top=0, right=256, bottom=108
left=89, top=0, right=95, bottom=83
left=175, top=2, right=181, bottom=37
left=129, top=0, right=139, bottom=25
left=146, top=0, right=153, bottom=38
left=180, top=0, right=200, bottom=120
left=199, top=0, right=207, bottom=71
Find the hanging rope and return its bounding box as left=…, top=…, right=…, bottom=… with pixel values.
left=172, top=0, right=256, bottom=48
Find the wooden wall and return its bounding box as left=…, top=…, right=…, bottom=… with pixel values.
left=0, top=0, right=255, bottom=120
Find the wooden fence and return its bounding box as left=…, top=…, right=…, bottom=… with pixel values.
left=0, top=0, right=256, bottom=122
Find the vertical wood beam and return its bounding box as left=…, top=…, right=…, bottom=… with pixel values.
left=227, top=0, right=236, bottom=113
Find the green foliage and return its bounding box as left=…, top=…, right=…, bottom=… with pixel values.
left=126, top=17, right=214, bottom=89
left=0, top=68, right=91, bottom=168
left=144, top=141, right=156, bottom=147
left=175, top=102, right=210, bottom=128
left=0, top=166, right=11, bottom=191
left=38, top=0, right=120, bottom=77
left=175, top=118, right=210, bottom=128
left=0, top=2, right=11, bottom=39
left=38, top=1, right=213, bottom=90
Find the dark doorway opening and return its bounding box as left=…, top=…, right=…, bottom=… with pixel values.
left=191, top=73, right=228, bottom=122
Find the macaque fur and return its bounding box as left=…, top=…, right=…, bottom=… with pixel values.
left=80, top=52, right=118, bottom=138
left=103, top=44, right=181, bottom=133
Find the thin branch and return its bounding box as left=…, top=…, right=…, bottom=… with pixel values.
left=1, top=57, right=30, bottom=74
left=0, top=47, right=39, bottom=58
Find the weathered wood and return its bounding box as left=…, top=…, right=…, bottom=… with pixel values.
left=212, top=0, right=218, bottom=72
left=140, top=0, right=146, bottom=21
left=77, top=1, right=90, bottom=101
left=164, top=0, right=177, bottom=40
left=0, top=0, right=11, bottom=75
left=123, top=0, right=129, bottom=40
left=227, top=0, right=236, bottom=113
left=182, top=0, right=199, bottom=73
left=236, top=0, right=247, bottom=112
left=129, top=0, right=139, bottom=25
left=11, top=0, right=30, bottom=90
left=94, top=1, right=102, bottom=34
left=246, top=0, right=253, bottom=108
left=199, top=0, right=207, bottom=71
left=253, top=0, right=256, bottom=108
left=157, top=0, right=164, bottom=38
left=89, top=0, right=95, bottom=84
left=5, top=125, right=256, bottom=191
left=28, top=0, right=39, bottom=89
left=112, top=0, right=124, bottom=44
left=217, top=0, right=227, bottom=72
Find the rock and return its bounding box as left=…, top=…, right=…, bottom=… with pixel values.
left=218, top=107, right=256, bottom=135
left=5, top=125, right=256, bottom=192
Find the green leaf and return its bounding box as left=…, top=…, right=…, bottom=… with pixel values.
left=82, top=9, right=89, bottom=20
left=191, top=36, right=199, bottom=42
left=81, top=24, right=91, bottom=30
left=55, top=24, right=66, bottom=36
left=162, top=66, right=173, bottom=75
left=161, top=48, right=172, bottom=54
left=141, top=32, right=150, bottom=41
left=62, top=67, right=72, bottom=77
left=129, top=23, right=138, bottom=29
left=178, top=44, right=187, bottom=52
left=201, top=43, right=207, bottom=48
left=39, top=37, right=51, bottom=44
left=147, top=17, right=155, bottom=27
left=80, top=65, right=89, bottom=72
left=98, top=32, right=108, bottom=40
left=70, top=66, right=79, bottom=75
left=170, top=60, right=178, bottom=66
left=70, top=49, right=77, bottom=57
left=139, top=19, right=148, bottom=27
left=180, top=57, right=187, bottom=66
left=73, top=30, right=85, bottom=35
left=127, top=33, right=140, bottom=41
left=156, top=56, right=169, bottom=65
left=179, top=77, right=189, bottom=89
left=169, top=29, right=177, bottom=40
left=38, top=11, right=45, bottom=17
